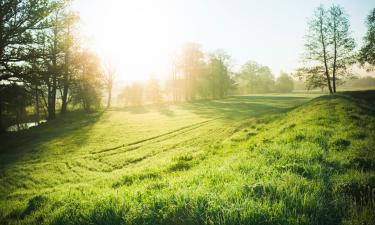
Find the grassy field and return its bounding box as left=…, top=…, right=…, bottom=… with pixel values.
left=0, top=91, right=374, bottom=225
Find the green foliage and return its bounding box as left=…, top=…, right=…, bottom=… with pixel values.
left=205, top=50, right=234, bottom=99
left=236, top=61, right=275, bottom=94
left=359, top=8, right=375, bottom=69
left=70, top=50, right=103, bottom=112
left=1, top=91, right=374, bottom=224
left=300, top=4, right=356, bottom=93
left=118, top=82, right=144, bottom=106
left=275, top=73, right=294, bottom=93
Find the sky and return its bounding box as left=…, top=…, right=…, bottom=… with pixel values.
left=73, top=0, right=375, bottom=82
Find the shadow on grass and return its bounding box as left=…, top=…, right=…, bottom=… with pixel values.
left=112, top=104, right=176, bottom=117
left=180, top=95, right=311, bottom=120
left=112, top=95, right=312, bottom=120
left=0, top=111, right=104, bottom=167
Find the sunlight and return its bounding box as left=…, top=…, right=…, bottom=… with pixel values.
left=2, top=0, right=375, bottom=224
left=75, top=0, right=183, bottom=82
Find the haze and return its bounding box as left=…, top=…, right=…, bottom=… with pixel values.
left=73, top=0, right=374, bottom=82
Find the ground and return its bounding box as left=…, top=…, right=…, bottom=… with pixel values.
left=0, top=92, right=374, bottom=225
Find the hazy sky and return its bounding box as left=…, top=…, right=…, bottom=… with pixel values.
left=73, top=0, right=374, bottom=82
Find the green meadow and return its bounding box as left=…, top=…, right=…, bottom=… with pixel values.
left=1, top=91, right=375, bottom=225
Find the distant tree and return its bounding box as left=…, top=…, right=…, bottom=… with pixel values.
left=118, top=83, right=144, bottom=106
left=295, top=67, right=327, bottom=91
left=206, top=50, right=233, bottom=99
left=145, top=76, right=162, bottom=104
left=275, top=72, right=294, bottom=93
left=176, top=43, right=205, bottom=101
left=237, top=61, right=274, bottom=93
left=300, top=5, right=356, bottom=93
left=71, top=50, right=103, bottom=112
left=359, top=8, right=375, bottom=70
left=167, top=56, right=181, bottom=102
left=340, top=76, right=375, bottom=89
left=103, top=62, right=116, bottom=108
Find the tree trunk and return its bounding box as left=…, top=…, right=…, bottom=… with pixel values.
left=61, top=83, right=68, bottom=114
left=16, top=109, right=20, bottom=132
left=319, top=16, right=333, bottom=94
left=35, top=84, right=40, bottom=125
left=61, top=24, right=71, bottom=114
left=0, top=101, right=3, bottom=133
left=332, top=20, right=337, bottom=93
left=107, top=84, right=112, bottom=108
left=48, top=15, right=58, bottom=120
left=47, top=76, right=56, bottom=120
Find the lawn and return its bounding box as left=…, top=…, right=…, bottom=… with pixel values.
left=0, top=92, right=374, bottom=225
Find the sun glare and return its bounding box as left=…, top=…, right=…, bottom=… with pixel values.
left=74, top=0, right=184, bottom=82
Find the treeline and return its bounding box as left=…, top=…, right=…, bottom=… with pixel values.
left=340, top=76, right=375, bottom=89
left=1, top=1, right=375, bottom=131
left=118, top=46, right=295, bottom=106
left=0, top=0, right=114, bottom=131
left=235, top=61, right=294, bottom=94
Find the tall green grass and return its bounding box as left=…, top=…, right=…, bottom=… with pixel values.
left=0, top=92, right=374, bottom=225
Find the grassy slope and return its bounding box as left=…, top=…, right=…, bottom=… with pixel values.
left=0, top=92, right=374, bottom=225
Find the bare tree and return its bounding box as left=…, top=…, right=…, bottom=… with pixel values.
left=300, top=5, right=355, bottom=93
left=328, top=5, right=356, bottom=92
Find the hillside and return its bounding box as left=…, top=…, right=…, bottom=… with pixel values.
left=0, top=92, right=374, bottom=225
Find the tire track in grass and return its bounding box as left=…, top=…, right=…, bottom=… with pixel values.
left=2, top=118, right=225, bottom=197
left=96, top=122, right=232, bottom=173
left=1, top=118, right=220, bottom=168
left=89, top=118, right=221, bottom=156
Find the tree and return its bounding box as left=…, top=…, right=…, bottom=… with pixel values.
left=145, top=76, right=162, bottom=104
left=118, top=82, right=144, bottom=106
left=295, top=67, right=327, bottom=91
left=71, top=50, right=103, bottom=112
left=0, top=83, right=32, bottom=131
left=300, top=5, right=356, bottom=93
left=0, top=0, right=58, bottom=131
left=359, top=8, right=375, bottom=69
left=236, top=61, right=274, bottom=94
left=176, top=43, right=205, bottom=101
left=41, top=8, right=64, bottom=120
left=275, top=72, right=294, bottom=93
left=206, top=50, right=233, bottom=99
left=60, top=11, right=80, bottom=114
left=103, top=62, right=116, bottom=108
left=328, top=5, right=356, bottom=92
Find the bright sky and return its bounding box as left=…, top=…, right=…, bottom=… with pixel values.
left=73, top=0, right=374, bottom=82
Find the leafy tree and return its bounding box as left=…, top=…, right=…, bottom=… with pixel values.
left=328, top=5, right=356, bottom=92
left=176, top=43, right=205, bottom=101
left=237, top=61, right=274, bottom=94
left=206, top=50, right=233, bottom=99
left=0, top=84, right=32, bottom=131
left=60, top=11, right=80, bottom=114
left=300, top=5, right=356, bottom=93
left=0, top=0, right=57, bottom=83
left=359, top=8, right=375, bottom=69
left=145, top=76, right=162, bottom=104
left=275, top=72, right=294, bottom=93
left=0, top=0, right=58, bottom=131
left=118, top=83, right=144, bottom=106
left=71, top=50, right=103, bottom=112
